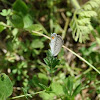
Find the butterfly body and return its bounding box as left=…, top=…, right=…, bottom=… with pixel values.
left=50, top=33, right=63, bottom=56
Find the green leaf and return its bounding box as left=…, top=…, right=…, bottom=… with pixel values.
left=39, top=83, right=47, bottom=90
left=63, top=77, right=74, bottom=96
left=44, top=50, right=60, bottom=73
left=40, top=82, right=64, bottom=100
left=67, top=76, right=74, bottom=95
left=25, top=24, right=43, bottom=35
left=10, top=14, right=24, bottom=28
left=31, top=39, right=44, bottom=49
left=79, top=11, right=97, bottom=17
left=13, top=0, right=29, bottom=15
left=72, top=84, right=82, bottom=96
left=70, top=0, right=100, bottom=43
left=51, top=82, right=64, bottom=95
left=0, top=73, right=13, bottom=100
left=38, top=73, right=49, bottom=85
left=0, top=24, right=5, bottom=33
left=40, top=91, right=55, bottom=100
left=0, top=9, right=11, bottom=16
left=23, top=14, right=33, bottom=28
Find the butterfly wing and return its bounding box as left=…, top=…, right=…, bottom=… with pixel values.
left=50, top=35, right=57, bottom=56
left=52, top=35, right=63, bottom=56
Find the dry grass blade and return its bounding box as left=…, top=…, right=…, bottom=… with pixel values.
left=32, top=30, right=100, bottom=74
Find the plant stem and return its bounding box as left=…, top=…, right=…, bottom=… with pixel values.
left=32, top=31, right=100, bottom=74
left=71, top=0, right=81, bottom=9
left=63, top=45, right=100, bottom=74
left=11, top=90, right=46, bottom=99
left=62, top=17, right=70, bottom=39
left=32, top=31, right=51, bottom=40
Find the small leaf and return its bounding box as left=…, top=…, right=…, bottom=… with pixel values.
left=44, top=50, right=60, bottom=72
left=0, top=9, right=11, bottom=16
left=10, top=14, right=24, bottom=28
left=0, top=73, right=13, bottom=100
left=23, top=14, right=33, bottom=28
left=31, top=39, right=44, bottom=49
left=39, top=83, right=47, bottom=90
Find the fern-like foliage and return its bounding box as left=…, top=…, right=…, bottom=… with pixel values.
left=70, top=0, right=100, bottom=43
left=95, top=5, right=100, bottom=22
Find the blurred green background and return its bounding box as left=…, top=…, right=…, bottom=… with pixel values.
left=0, top=0, right=100, bottom=100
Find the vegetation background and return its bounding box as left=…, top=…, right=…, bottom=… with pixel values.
left=0, top=0, right=100, bottom=100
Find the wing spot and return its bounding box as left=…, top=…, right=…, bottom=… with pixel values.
left=51, top=36, right=55, bottom=39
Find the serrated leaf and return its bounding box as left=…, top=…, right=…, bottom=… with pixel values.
left=82, top=0, right=99, bottom=10
left=44, top=50, right=60, bottom=73
left=39, top=83, right=47, bottom=90
left=44, top=51, right=59, bottom=68
left=70, top=0, right=100, bottom=43
left=79, top=11, right=97, bottom=17
left=78, top=18, right=90, bottom=25
left=0, top=73, right=13, bottom=100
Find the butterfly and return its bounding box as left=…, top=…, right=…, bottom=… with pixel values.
left=49, top=33, right=63, bottom=56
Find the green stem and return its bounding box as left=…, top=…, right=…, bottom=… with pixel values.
left=71, top=0, right=81, bottom=9
left=62, top=17, right=70, bottom=39
left=11, top=90, right=46, bottom=99
left=50, top=10, right=53, bottom=33
left=63, top=45, right=100, bottom=74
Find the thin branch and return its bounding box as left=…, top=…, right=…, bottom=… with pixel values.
left=63, top=45, right=100, bottom=74
left=11, top=90, right=46, bottom=99
left=32, top=30, right=100, bottom=74
left=32, top=31, right=51, bottom=40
